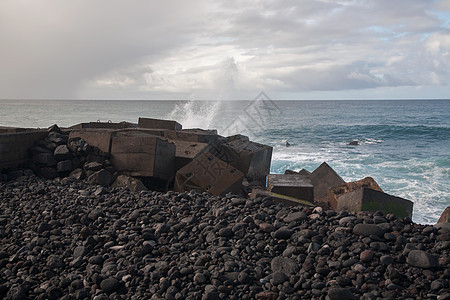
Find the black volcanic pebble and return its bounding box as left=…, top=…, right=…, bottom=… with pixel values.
left=0, top=175, right=449, bottom=299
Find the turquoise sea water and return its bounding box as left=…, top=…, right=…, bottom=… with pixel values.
left=1, top=99, right=449, bottom=224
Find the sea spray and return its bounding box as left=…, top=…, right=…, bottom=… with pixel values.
left=165, top=100, right=223, bottom=129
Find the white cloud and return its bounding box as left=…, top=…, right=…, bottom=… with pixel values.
left=0, top=0, right=449, bottom=99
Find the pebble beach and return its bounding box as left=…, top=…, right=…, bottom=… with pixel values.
left=0, top=175, right=449, bottom=299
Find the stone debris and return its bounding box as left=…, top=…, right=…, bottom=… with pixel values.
left=0, top=176, right=448, bottom=299
left=0, top=117, right=418, bottom=218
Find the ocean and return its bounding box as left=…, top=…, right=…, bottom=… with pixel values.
left=1, top=98, right=449, bottom=224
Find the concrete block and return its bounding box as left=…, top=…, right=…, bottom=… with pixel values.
left=329, top=177, right=383, bottom=210
left=437, top=206, right=450, bottom=223
left=0, top=130, right=48, bottom=169
left=69, top=129, right=116, bottom=153
left=224, top=134, right=249, bottom=142
left=250, top=188, right=314, bottom=207
left=267, top=174, right=314, bottom=202
left=310, top=162, right=345, bottom=206
left=174, top=152, right=244, bottom=195
left=117, top=128, right=167, bottom=137
left=168, top=139, right=210, bottom=171
left=164, top=129, right=218, bottom=144
left=138, top=117, right=182, bottom=130
left=298, top=169, right=311, bottom=176
left=336, top=188, right=413, bottom=219
left=214, top=139, right=272, bottom=184
left=110, top=131, right=175, bottom=180
left=70, top=121, right=135, bottom=129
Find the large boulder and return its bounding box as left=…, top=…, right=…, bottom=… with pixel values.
left=87, top=169, right=114, bottom=187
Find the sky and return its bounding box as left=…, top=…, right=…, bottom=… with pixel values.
left=0, top=0, right=449, bottom=100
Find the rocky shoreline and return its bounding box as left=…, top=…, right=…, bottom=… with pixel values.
left=0, top=175, right=449, bottom=299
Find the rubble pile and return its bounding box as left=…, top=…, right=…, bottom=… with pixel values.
left=0, top=117, right=431, bottom=219
left=0, top=176, right=448, bottom=299
left=0, top=117, right=449, bottom=299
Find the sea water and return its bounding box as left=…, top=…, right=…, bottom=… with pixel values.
left=1, top=99, right=449, bottom=224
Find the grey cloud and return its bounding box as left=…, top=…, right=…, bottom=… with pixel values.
left=0, top=0, right=449, bottom=99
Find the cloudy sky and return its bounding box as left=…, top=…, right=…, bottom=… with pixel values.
left=1, top=0, right=449, bottom=100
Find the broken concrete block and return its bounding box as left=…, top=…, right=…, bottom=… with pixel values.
left=110, top=131, right=175, bottom=180
left=214, top=139, right=272, bottom=184
left=310, top=162, right=345, bottom=206
left=138, top=117, right=182, bottom=131
left=168, top=140, right=210, bottom=171
left=250, top=188, right=314, bottom=207
left=70, top=121, right=135, bottom=130
left=298, top=169, right=311, bottom=176
left=329, top=177, right=383, bottom=210
left=336, top=188, right=413, bottom=219
left=174, top=152, right=244, bottom=195
left=112, top=175, right=147, bottom=193
left=224, top=134, right=249, bottom=142
left=284, top=169, right=298, bottom=175
left=164, top=129, right=219, bottom=144
left=69, top=129, right=116, bottom=153
left=267, top=174, right=314, bottom=202
left=437, top=206, right=450, bottom=223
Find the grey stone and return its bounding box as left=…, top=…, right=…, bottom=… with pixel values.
left=100, top=278, right=120, bottom=294
left=406, top=250, right=438, bottom=268
left=327, top=288, right=356, bottom=300
left=54, top=145, right=71, bottom=161
left=283, top=211, right=307, bottom=223
left=273, top=227, right=293, bottom=239
left=57, top=160, right=73, bottom=173
left=33, top=153, right=57, bottom=167
left=87, top=169, right=114, bottom=187
left=271, top=257, right=299, bottom=275
left=353, top=223, right=384, bottom=237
